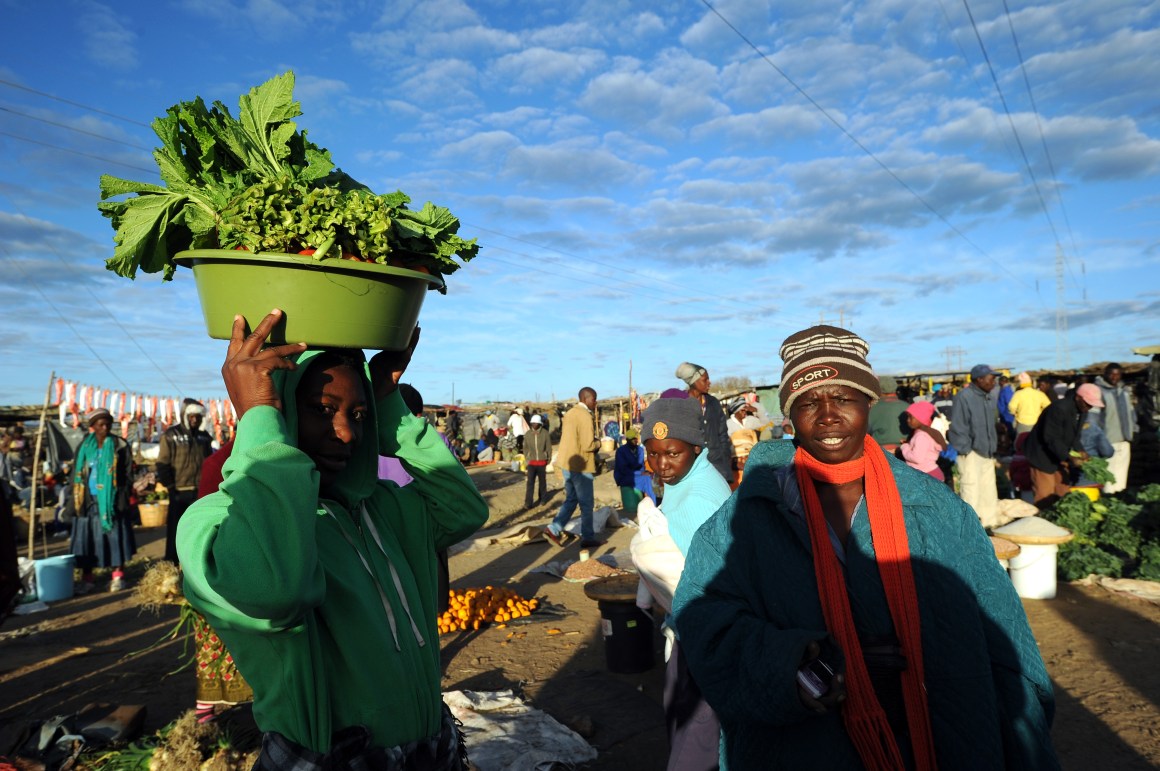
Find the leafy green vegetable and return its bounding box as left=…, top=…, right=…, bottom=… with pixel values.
left=1097, top=497, right=1142, bottom=559
left=1076, top=456, right=1115, bottom=485
left=98, top=72, right=477, bottom=281
left=1057, top=543, right=1123, bottom=581
left=1137, top=484, right=1160, bottom=503
left=1138, top=541, right=1160, bottom=581
left=1044, top=491, right=1157, bottom=582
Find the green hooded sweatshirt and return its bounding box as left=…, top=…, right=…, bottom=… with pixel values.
left=178, top=350, right=489, bottom=753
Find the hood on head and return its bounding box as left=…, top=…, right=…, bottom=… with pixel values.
left=183, top=402, right=207, bottom=430
left=275, top=348, right=380, bottom=506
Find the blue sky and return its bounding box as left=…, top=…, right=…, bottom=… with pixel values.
left=1, top=0, right=1158, bottom=409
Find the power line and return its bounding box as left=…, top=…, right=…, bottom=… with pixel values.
left=464, top=222, right=767, bottom=316
left=0, top=78, right=152, bottom=128
left=0, top=190, right=185, bottom=394
left=1000, top=0, right=1083, bottom=270
left=0, top=119, right=762, bottom=321
left=0, top=104, right=153, bottom=151
left=960, top=0, right=1081, bottom=292
left=0, top=130, right=158, bottom=176
left=485, top=244, right=707, bottom=308
left=0, top=241, right=130, bottom=391
left=0, top=82, right=773, bottom=317
left=465, top=222, right=718, bottom=301
left=696, top=0, right=1035, bottom=295
left=934, top=0, right=1023, bottom=169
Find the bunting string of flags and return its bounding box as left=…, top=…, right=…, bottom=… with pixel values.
left=52, top=377, right=235, bottom=444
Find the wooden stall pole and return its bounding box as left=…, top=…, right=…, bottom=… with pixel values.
left=27, top=371, right=55, bottom=560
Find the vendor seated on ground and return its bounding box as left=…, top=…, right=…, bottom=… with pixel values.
left=673, top=324, right=1058, bottom=770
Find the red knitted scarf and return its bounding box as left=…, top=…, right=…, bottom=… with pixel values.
left=794, top=436, right=938, bottom=771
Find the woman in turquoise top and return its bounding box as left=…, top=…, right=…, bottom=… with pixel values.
left=641, top=396, right=731, bottom=771
left=71, top=408, right=135, bottom=593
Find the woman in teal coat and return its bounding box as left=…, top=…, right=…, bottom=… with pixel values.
left=673, top=325, right=1057, bottom=770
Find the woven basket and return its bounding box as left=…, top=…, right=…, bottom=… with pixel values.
left=139, top=502, right=168, bottom=528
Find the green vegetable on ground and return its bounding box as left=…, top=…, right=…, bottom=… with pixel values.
left=98, top=72, right=477, bottom=282
left=1042, top=490, right=1156, bottom=583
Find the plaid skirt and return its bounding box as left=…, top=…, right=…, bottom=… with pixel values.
left=254, top=702, right=467, bottom=771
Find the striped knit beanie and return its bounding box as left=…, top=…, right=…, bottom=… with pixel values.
left=778, top=325, right=882, bottom=414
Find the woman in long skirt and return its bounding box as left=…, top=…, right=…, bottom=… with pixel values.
left=71, top=408, right=136, bottom=592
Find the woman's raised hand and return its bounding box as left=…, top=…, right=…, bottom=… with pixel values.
left=369, top=326, right=421, bottom=403
left=221, top=310, right=307, bottom=417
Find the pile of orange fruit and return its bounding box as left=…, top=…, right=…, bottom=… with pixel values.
left=437, top=586, right=539, bottom=634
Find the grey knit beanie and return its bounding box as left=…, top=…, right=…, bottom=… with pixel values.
left=778, top=325, right=881, bottom=414
left=642, top=397, right=704, bottom=447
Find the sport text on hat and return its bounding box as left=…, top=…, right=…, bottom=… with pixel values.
left=778, top=325, right=882, bottom=414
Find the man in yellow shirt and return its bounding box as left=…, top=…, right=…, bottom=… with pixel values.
left=1008, top=372, right=1052, bottom=435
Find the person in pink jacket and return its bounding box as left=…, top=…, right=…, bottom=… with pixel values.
left=898, top=401, right=947, bottom=481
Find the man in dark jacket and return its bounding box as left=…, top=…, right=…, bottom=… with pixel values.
left=948, top=364, right=999, bottom=524
left=158, top=400, right=214, bottom=564
left=1024, top=383, right=1103, bottom=507
left=676, top=362, right=731, bottom=483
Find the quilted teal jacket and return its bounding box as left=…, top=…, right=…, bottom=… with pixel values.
left=672, top=440, right=1058, bottom=770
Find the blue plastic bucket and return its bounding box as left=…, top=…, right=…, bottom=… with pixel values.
left=35, top=555, right=76, bottom=602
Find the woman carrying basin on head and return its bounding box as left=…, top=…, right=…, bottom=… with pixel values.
left=672, top=325, right=1058, bottom=770
left=178, top=309, right=488, bottom=769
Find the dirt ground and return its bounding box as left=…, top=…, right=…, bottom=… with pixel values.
left=3, top=464, right=1160, bottom=770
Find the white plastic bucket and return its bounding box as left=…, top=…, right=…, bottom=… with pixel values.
left=34, top=554, right=76, bottom=602
left=1006, top=543, right=1059, bottom=599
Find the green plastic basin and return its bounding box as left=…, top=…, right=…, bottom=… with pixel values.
left=174, top=249, right=443, bottom=350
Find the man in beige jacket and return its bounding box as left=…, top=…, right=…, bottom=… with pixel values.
left=544, top=387, right=601, bottom=548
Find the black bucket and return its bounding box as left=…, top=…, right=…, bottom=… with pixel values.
left=597, top=600, right=654, bottom=673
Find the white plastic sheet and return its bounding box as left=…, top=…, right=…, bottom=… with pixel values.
left=444, top=689, right=597, bottom=771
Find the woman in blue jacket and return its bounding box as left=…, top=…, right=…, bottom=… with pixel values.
left=673, top=325, right=1057, bottom=771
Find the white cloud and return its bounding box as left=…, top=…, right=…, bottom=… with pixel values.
left=692, top=105, right=827, bottom=147
left=490, top=47, right=607, bottom=92
left=500, top=140, right=648, bottom=192
left=435, top=130, right=522, bottom=166
left=394, top=58, right=484, bottom=111
left=577, top=57, right=727, bottom=138
left=77, top=1, right=139, bottom=70
left=180, top=0, right=347, bottom=37
left=525, top=21, right=606, bottom=49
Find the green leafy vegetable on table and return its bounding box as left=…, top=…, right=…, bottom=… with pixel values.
left=97, top=71, right=477, bottom=283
